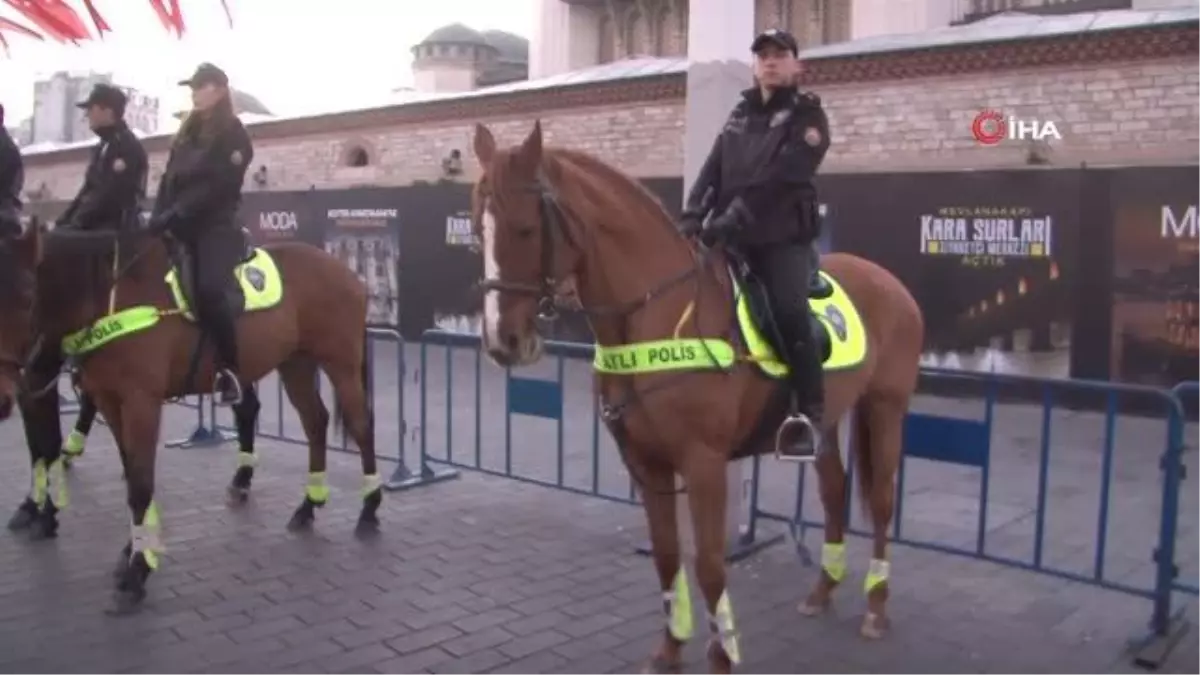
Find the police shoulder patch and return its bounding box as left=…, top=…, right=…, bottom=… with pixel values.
left=231, top=150, right=244, bottom=166
left=112, top=158, right=126, bottom=172
left=796, top=91, right=821, bottom=108
left=804, top=127, right=823, bottom=147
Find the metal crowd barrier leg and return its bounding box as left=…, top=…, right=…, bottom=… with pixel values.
left=385, top=332, right=459, bottom=491
left=165, top=394, right=231, bottom=449
left=1129, top=382, right=1195, bottom=669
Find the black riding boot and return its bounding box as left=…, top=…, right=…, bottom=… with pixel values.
left=206, top=301, right=243, bottom=406
left=776, top=335, right=824, bottom=461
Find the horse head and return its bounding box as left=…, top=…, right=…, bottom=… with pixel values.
left=471, top=120, right=558, bottom=367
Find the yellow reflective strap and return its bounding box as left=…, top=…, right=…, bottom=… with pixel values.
left=306, top=472, right=329, bottom=504
left=361, top=473, right=382, bottom=497
left=31, top=458, right=48, bottom=506
left=667, top=567, right=694, bottom=641
left=237, top=452, right=258, bottom=468
left=142, top=549, right=160, bottom=570
left=822, top=542, right=847, bottom=583
left=592, top=339, right=736, bottom=374
left=144, top=501, right=161, bottom=528
left=49, top=457, right=69, bottom=508
left=710, top=590, right=741, bottom=665
left=864, top=558, right=890, bottom=593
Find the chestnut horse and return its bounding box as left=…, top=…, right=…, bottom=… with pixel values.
left=0, top=225, right=381, bottom=614
left=471, top=121, right=924, bottom=673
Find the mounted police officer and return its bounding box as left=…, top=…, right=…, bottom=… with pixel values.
left=56, top=83, right=150, bottom=459
left=679, top=28, right=830, bottom=461
left=0, top=103, right=23, bottom=238
left=148, top=63, right=253, bottom=406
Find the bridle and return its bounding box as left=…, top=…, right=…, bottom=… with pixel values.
left=476, top=171, right=702, bottom=323
left=475, top=170, right=728, bottom=497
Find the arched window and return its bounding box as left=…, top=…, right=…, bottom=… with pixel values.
left=342, top=143, right=372, bottom=168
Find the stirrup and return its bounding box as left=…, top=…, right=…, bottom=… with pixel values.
left=774, top=412, right=820, bottom=463
left=213, top=369, right=243, bottom=407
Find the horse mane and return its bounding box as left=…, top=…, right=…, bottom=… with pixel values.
left=37, top=230, right=160, bottom=330
left=542, top=147, right=679, bottom=236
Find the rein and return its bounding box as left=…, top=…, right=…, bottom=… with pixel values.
left=16, top=229, right=159, bottom=400
left=478, top=173, right=734, bottom=497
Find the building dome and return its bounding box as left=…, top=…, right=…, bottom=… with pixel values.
left=480, top=30, right=528, bottom=65
left=417, top=23, right=487, bottom=48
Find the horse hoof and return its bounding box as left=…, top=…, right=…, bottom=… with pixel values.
left=7, top=510, right=34, bottom=532
left=226, top=484, right=250, bottom=506
left=104, top=588, right=146, bottom=616
left=798, top=594, right=831, bottom=617
left=286, top=514, right=314, bottom=533
left=860, top=611, right=888, bottom=640
left=28, top=516, right=58, bottom=541
left=641, top=656, right=682, bottom=674
left=354, top=518, right=380, bottom=540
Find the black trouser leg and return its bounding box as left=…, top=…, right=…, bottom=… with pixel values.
left=747, top=242, right=824, bottom=423
left=191, top=229, right=243, bottom=403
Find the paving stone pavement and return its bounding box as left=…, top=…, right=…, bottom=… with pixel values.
left=0, top=396, right=1196, bottom=675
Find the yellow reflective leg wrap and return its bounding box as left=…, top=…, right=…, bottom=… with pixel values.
left=305, top=472, right=329, bottom=504
left=131, top=500, right=163, bottom=570
left=49, top=457, right=69, bottom=508
left=822, top=542, right=847, bottom=583
left=31, top=458, right=48, bottom=507
left=663, top=567, right=694, bottom=641
left=864, top=558, right=890, bottom=594
left=63, top=430, right=87, bottom=456
left=361, top=473, right=382, bottom=498
left=707, top=590, right=741, bottom=665
left=237, top=452, right=258, bottom=468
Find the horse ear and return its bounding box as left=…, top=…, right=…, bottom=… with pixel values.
left=518, top=120, right=543, bottom=167
left=473, top=123, right=496, bottom=168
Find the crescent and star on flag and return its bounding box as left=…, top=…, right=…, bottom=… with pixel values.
left=0, top=0, right=234, bottom=56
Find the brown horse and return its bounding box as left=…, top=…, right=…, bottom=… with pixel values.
left=471, top=121, right=924, bottom=673
left=0, top=225, right=380, bottom=614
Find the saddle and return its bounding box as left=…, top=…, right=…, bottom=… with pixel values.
left=167, top=227, right=258, bottom=320
left=729, top=251, right=833, bottom=366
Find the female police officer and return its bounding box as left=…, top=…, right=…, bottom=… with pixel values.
left=148, top=63, right=253, bottom=406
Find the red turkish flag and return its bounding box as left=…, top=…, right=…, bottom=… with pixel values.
left=0, top=16, right=43, bottom=56
left=4, top=0, right=90, bottom=42
left=81, top=0, right=112, bottom=38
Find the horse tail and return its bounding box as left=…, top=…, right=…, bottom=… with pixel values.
left=851, top=404, right=876, bottom=519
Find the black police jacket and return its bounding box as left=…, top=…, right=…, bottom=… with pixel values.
left=153, top=116, right=253, bottom=241
left=684, top=86, right=830, bottom=246
left=60, top=121, right=148, bottom=231
left=0, top=128, right=24, bottom=234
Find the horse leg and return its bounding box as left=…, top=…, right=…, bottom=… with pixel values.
left=322, top=358, right=381, bottom=538
left=102, top=403, right=136, bottom=586
left=276, top=356, right=329, bottom=532
left=799, top=424, right=849, bottom=616
left=7, top=396, right=44, bottom=532
left=684, top=452, right=739, bottom=675
left=226, top=384, right=261, bottom=505
left=9, top=380, right=63, bottom=533
left=637, top=462, right=687, bottom=674
left=108, top=395, right=164, bottom=616
left=62, top=392, right=98, bottom=465
left=858, top=397, right=903, bottom=640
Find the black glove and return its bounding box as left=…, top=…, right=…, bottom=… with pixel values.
left=146, top=208, right=178, bottom=234
left=678, top=211, right=703, bottom=238
left=699, top=209, right=739, bottom=248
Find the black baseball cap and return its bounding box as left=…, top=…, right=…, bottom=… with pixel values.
left=751, top=28, right=799, bottom=56
left=178, top=62, right=229, bottom=88
left=75, top=83, right=127, bottom=113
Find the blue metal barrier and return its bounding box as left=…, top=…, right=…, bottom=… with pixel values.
left=743, top=369, right=1196, bottom=669
left=157, top=328, right=1196, bottom=668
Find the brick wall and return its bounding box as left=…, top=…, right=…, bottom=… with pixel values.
left=21, top=28, right=1197, bottom=199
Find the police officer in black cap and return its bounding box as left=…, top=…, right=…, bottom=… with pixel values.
left=59, top=83, right=148, bottom=232
left=0, top=103, right=24, bottom=237
left=678, top=28, right=830, bottom=461
left=147, top=62, right=253, bottom=406
left=24, top=83, right=149, bottom=465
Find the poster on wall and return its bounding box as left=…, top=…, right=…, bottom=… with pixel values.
left=318, top=194, right=401, bottom=327
left=828, top=170, right=1079, bottom=378
left=239, top=191, right=324, bottom=247
left=1109, top=166, right=1198, bottom=387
